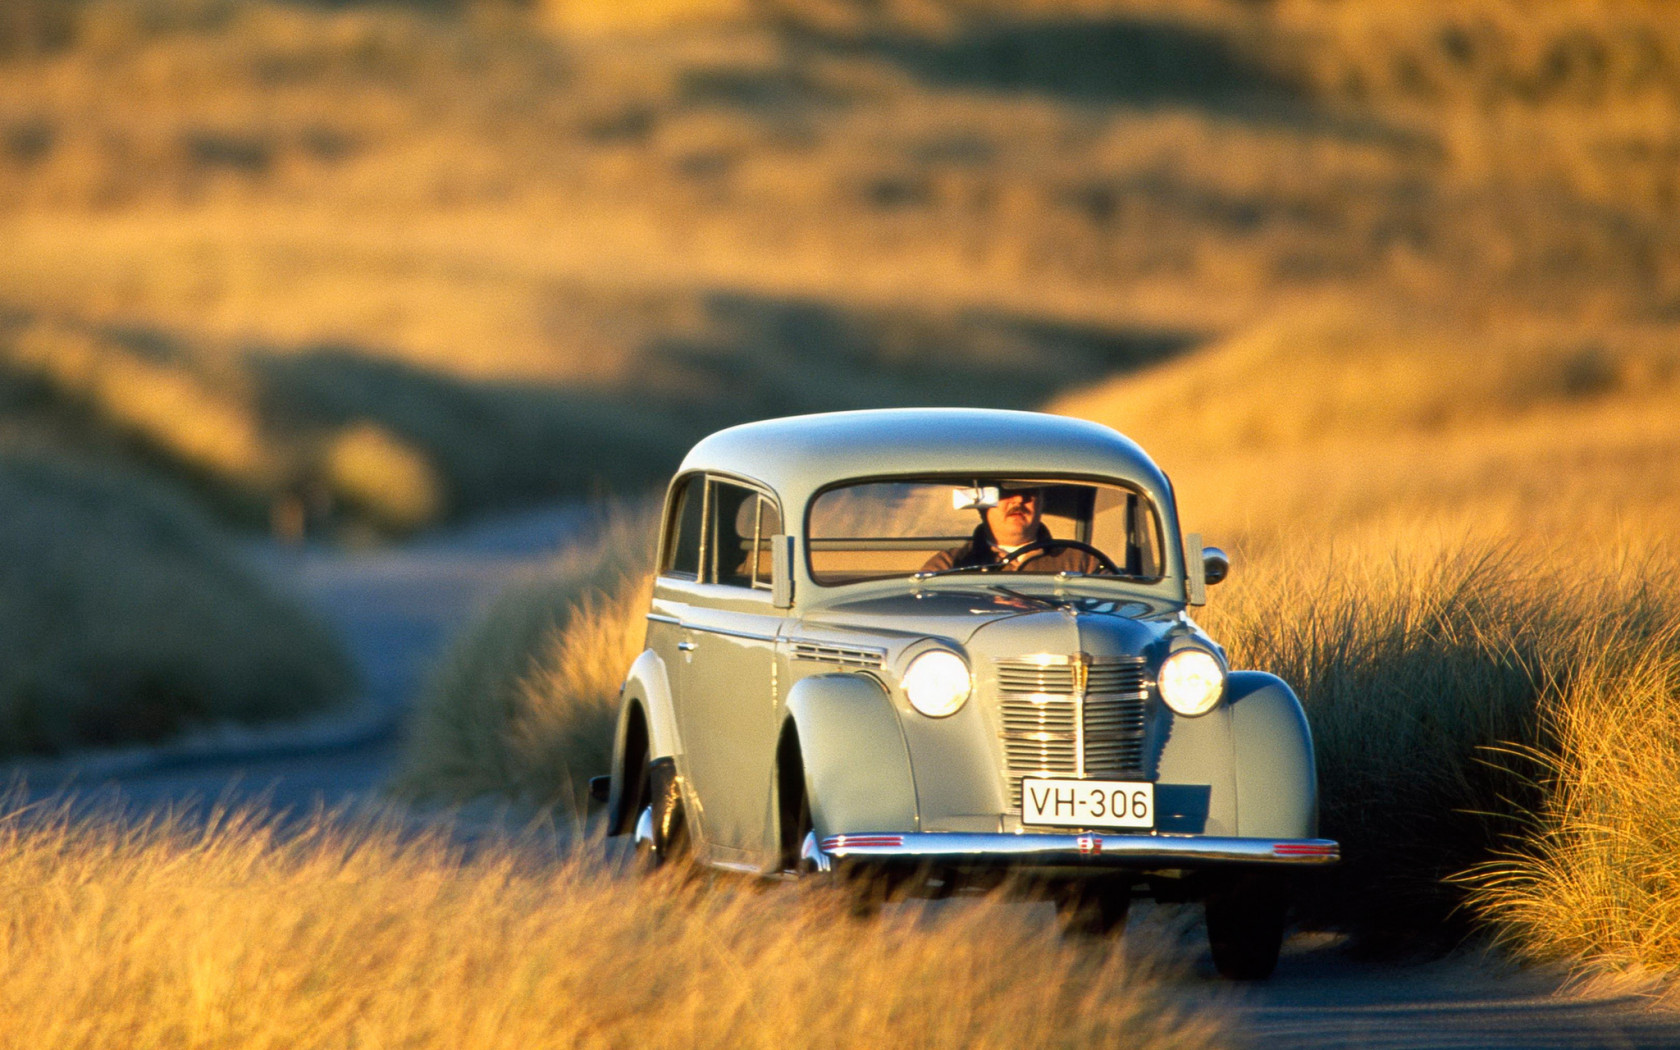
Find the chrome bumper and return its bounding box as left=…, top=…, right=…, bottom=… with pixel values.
left=803, top=832, right=1339, bottom=872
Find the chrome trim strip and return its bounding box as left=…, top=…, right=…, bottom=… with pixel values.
left=687, top=623, right=779, bottom=644
left=646, top=614, right=780, bottom=643
left=1001, top=653, right=1148, bottom=668
left=818, top=832, right=1340, bottom=867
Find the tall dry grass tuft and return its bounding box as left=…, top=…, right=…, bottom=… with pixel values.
left=0, top=799, right=1231, bottom=1050
left=1465, top=621, right=1680, bottom=978
left=507, top=572, right=653, bottom=807
left=1199, top=539, right=1680, bottom=945
left=395, top=503, right=658, bottom=806
left=1202, top=543, right=1549, bottom=940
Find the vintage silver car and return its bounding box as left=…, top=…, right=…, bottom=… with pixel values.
left=599, top=408, right=1338, bottom=978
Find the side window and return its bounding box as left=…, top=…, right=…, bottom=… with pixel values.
left=708, top=480, right=759, bottom=589
left=661, top=475, right=704, bottom=579
left=1129, top=494, right=1162, bottom=577
left=752, top=498, right=782, bottom=591
left=1091, top=486, right=1163, bottom=578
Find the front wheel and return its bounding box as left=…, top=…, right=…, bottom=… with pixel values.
left=1204, top=874, right=1288, bottom=980
left=632, top=760, right=688, bottom=872
left=1054, top=880, right=1131, bottom=939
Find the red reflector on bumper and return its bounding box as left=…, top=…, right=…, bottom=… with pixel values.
left=1272, top=843, right=1338, bottom=857
left=823, top=835, right=905, bottom=850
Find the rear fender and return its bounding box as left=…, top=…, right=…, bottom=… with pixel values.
left=1227, top=671, right=1318, bottom=839
left=608, top=648, right=681, bottom=835
left=784, top=673, right=918, bottom=836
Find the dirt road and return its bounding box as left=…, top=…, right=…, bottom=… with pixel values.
left=14, top=506, right=1678, bottom=1048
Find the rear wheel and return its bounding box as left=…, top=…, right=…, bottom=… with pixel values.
left=1054, top=880, right=1131, bottom=939
left=1204, top=874, right=1288, bottom=980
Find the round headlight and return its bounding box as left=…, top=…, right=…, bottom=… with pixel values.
left=1158, top=648, right=1225, bottom=717
left=903, top=650, right=972, bottom=718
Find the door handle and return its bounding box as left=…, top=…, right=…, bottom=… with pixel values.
left=677, top=641, right=697, bottom=652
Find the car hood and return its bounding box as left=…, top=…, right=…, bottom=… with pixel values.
left=797, top=587, right=1184, bottom=654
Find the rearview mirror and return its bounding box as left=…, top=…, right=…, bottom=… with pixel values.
left=953, top=485, right=1000, bottom=510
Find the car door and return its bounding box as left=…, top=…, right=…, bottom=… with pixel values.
left=672, top=478, right=784, bottom=866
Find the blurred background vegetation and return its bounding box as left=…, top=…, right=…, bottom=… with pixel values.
left=6, top=0, right=1680, bottom=974
left=5, top=0, right=1678, bottom=538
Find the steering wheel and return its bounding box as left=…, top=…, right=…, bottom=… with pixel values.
left=992, top=539, right=1120, bottom=576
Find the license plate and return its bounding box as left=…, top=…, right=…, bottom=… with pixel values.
left=1021, top=777, right=1154, bottom=830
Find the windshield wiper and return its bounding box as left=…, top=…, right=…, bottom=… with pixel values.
left=987, top=584, right=1068, bottom=611
left=910, top=563, right=1005, bottom=581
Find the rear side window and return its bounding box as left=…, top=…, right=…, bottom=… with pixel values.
left=709, top=480, right=760, bottom=589
left=661, top=475, right=704, bottom=579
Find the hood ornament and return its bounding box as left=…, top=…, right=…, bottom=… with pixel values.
left=1071, top=652, right=1090, bottom=697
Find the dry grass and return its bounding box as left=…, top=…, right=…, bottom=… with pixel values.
left=1200, top=543, right=1680, bottom=945
left=1465, top=626, right=1680, bottom=977
left=394, top=503, right=657, bottom=806
left=0, top=317, right=452, bottom=533
left=0, top=799, right=1231, bottom=1049
left=0, top=452, right=351, bottom=754
left=6, top=0, right=1680, bottom=541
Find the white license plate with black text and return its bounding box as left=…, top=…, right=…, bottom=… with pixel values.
left=1022, top=777, right=1154, bottom=829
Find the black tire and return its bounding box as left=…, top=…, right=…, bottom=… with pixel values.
left=1204, top=874, right=1288, bottom=980
left=633, top=758, right=688, bottom=872
left=1054, top=881, right=1131, bottom=940
left=788, top=790, right=816, bottom=875
left=838, top=863, right=891, bottom=920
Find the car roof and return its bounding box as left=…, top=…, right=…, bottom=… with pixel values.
left=677, top=408, right=1174, bottom=511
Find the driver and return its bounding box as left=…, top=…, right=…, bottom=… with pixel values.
left=921, top=486, right=1107, bottom=574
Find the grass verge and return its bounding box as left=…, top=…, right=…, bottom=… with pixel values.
left=1464, top=621, right=1680, bottom=980
left=0, top=799, right=1231, bottom=1050
left=393, top=502, right=656, bottom=807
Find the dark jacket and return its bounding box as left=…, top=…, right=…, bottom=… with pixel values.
left=920, top=523, right=1106, bottom=574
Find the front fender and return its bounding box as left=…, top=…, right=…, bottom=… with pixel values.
left=785, top=673, right=918, bottom=836
left=608, top=647, right=681, bottom=835
left=1227, top=671, right=1318, bottom=839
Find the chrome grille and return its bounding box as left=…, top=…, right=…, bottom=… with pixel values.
left=995, top=656, right=1149, bottom=808
left=997, top=664, right=1078, bottom=693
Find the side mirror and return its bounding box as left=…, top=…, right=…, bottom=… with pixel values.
left=1203, top=547, right=1229, bottom=587
left=770, top=534, right=795, bottom=609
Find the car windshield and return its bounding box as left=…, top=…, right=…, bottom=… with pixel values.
left=806, top=477, right=1164, bottom=586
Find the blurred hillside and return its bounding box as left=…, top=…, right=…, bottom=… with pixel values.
left=2, top=0, right=1677, bottom=534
